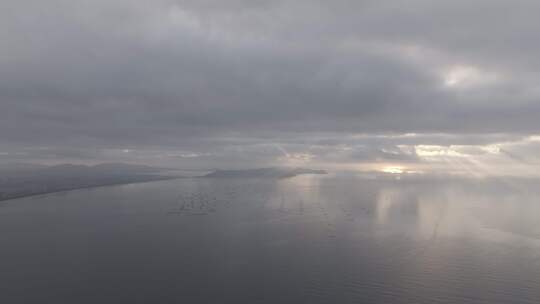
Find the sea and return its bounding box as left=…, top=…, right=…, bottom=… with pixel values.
left=1, top=173, right=540, bottom=303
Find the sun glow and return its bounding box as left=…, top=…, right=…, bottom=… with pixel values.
left=442, top=65, right=498, bottom=88
left=381, top=166, right=404, bottom=174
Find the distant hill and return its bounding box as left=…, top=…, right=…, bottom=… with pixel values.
left=91, top=163, right=162, bottom=173
left=204, top=167, right=327, bottom=179
left=40, top=163, right=163, bottom=176
left=0, top=163, right=48, bottom=174
left=0, top=163, right=174, bottom=201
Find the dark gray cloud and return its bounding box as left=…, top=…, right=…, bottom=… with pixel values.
left=1, top=0, right=540, bottom=169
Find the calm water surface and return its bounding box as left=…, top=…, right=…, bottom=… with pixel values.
left=1, top=174, right=540, bottom=303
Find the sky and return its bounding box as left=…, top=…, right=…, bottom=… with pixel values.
left=2, top=0, right=540, bottom=175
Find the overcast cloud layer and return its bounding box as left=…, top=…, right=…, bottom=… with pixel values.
left=2, top=0, right=540, bottom=174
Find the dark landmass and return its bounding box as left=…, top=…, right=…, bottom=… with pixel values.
left=204, top=167, right=328, bottom=179
left=0, top=163, right=176, bottom=202
left=0, top=165, right=328, bottom=202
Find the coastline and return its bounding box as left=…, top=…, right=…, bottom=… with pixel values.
left=0, top=175, right=184, bottom=203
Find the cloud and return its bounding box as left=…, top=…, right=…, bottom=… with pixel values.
left=2, top=0, right=540, bottom=170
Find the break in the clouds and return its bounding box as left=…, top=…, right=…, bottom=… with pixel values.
left=2, top=0, right=540, bottom=174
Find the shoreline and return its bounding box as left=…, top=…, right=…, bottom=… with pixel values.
left=0, top=176, right=186, bottom=203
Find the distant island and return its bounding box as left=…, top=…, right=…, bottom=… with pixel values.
left=0, top=163, right=177, bottom=202
left=204, top=167, right=328, bottom=179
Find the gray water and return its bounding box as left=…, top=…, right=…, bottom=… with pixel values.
left=1, top=174, right=540, bottom=303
